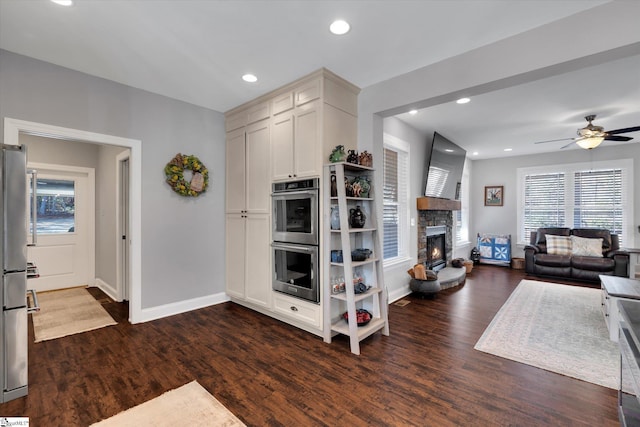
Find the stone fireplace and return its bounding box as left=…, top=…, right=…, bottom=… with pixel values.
left=416, top=197, right=459, bottom=270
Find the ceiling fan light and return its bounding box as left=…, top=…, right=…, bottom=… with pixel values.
left=576, top=136, right=604, bottom=149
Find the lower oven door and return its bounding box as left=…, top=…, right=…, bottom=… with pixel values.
left=272, top=243, right=319, bottom=303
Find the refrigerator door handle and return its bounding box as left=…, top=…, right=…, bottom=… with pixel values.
left=27, top=289, right=40, bottom=313
left=28, top=169, right=37, bottom=246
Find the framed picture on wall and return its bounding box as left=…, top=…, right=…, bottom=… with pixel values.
left=484, top=186, right=503, bottom=206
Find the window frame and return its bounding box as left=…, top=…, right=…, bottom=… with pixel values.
left=516, top=159, right=633, bottom=246
left=382, top=133, right=411, bottom=267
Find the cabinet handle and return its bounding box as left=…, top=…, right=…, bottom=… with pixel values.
left=290, top=306, right=298, bottom=312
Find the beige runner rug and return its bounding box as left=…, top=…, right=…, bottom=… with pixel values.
left=32, top=287, right=117, bottom=342
left=90, top=381, right=246, bottom=427
left=474, top=279, right=620, bottom=389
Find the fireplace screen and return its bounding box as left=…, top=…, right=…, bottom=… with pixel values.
left=426, top=226, right=446, bottom=271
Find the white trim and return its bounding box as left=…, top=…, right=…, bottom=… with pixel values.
left=95, top=277, right=117, bottom=301
left=138, top=292, right=230, bottom=323
left=4, top=117, right=144, bottom=323
left=115, top=151, right=130, bottom=302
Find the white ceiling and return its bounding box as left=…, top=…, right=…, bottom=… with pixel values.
left=2, top=0, right=638, bottom=159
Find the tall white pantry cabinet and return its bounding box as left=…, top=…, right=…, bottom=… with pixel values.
left=224, top=69, right=361, bottom=336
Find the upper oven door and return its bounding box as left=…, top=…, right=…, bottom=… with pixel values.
left=272, top=189, right=318, bottom=245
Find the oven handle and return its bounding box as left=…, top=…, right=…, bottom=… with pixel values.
left=271, top=189, right=318, bottom=198
left=271, top=242, right=315, bottom=252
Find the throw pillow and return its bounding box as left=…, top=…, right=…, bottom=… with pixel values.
left=545, top=234, right=572, bottom=255
left=571, top=235, right=604, bottom=257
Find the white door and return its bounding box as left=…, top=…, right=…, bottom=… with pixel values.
left=27, top=165, right=95, bottom=292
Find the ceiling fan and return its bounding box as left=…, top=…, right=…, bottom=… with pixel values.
left=534, top=115, right=640, bottom=150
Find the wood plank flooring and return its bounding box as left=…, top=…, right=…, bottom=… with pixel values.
left=1, top=266, right=618, bottom=426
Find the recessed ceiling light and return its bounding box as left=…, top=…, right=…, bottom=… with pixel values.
left=456, top=97, right=470, bottom=104
left=408, top=110, right=418, bottom=115
left=504, top=148, right=513, bottom=152
left=51, top=0, right=73, bottom=5
left=472, top=152, right=479, bottom=156
left=330, top=20, right=350, bottom=35
left=242, top=74, right=258, bottom=83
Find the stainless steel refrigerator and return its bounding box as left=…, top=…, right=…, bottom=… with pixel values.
left=1, top=143, right=29, bottom=403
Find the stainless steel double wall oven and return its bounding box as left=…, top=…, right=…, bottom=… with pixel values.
left=271, top=178, right=319, bottom=303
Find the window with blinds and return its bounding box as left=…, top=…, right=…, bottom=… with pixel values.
left=383, top=135, right=410, bottom=263
left=518, top=159, right=631, bottom=246
left=383, top=148, right=399, bottom=259
left=573, top=169, right=623, bottom=235
left=523, top=172, right=565, bottom=240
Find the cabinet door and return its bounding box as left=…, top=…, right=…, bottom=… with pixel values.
left=245, top=120, right=271, bottom=214
left=244, top=213, right=272, bottom=308
left=294, top=101, right=320, bottom=178
left=225, top=214, right=246, bottom=300
left=225, top=129, right=246, bottom=213
left=271, top=112, right=295, bottom=181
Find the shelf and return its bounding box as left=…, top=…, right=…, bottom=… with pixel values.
left=331, top=317, right=387, bottom=340
left=330, top=258, right=379, bottom=267
left=330, top=197, right=374, bottom=202
left=327, top=161, right=374, bottom=172
left=330, top=227, right=376, bottom=234
left=331, top=287, right=382, bottom=302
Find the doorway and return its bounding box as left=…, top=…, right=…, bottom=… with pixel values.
left=4, top=118, right=143, bottom=323
left=27, top=165, right=95, bottom=292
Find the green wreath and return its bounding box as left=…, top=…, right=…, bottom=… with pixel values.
left=164, top=153, right=209, bottom=197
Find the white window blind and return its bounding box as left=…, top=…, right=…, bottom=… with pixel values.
left=523, top=172, right=565, bottom=241
left=383, top=148, right=399, bottom=259
left=383, top=134, right=410, bottom=264
left=573, top=169, right=623, bottom=236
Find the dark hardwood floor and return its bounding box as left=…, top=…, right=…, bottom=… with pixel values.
left=1, top=266, right=618, bottom=426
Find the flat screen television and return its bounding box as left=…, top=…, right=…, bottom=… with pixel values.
left=424, top=132, right=466, bottom=200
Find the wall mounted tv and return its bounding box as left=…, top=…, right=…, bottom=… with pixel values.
left=424, top=132, right=466, bottom=200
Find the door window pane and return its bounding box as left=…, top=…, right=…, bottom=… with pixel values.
left=30, top=178, right=76, bottom=234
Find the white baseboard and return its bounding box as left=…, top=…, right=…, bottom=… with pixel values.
left=94, top=278, right=117, bottom=301
left=387, top=285, right=412, bottom=304
left=137, top=292, right=231, bottom=323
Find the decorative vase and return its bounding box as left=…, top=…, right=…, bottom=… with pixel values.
left=346, top=149, right=359, bottom=164
left=329, top=145, right=346, bottom=163
left=330, top=174, right=338, bottom=197
left=349, top=205, right=366, bottom=228
left=330, top=206, right=341, bottom=230
left=357, top=176, right=370, bottom=198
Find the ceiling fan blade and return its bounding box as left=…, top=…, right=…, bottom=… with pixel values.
left=605, top=135, right=633, bottom=142
left=533, top=137, right=573, bottom=144
left=560, top=141, right=576, bottom=149
left=606, top=125, right=640, bottom=135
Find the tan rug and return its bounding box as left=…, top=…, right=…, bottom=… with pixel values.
left=32, top=287, right=117, bottom=342
left=90, top=381, right=246, bottom=427
left=474, top=279, right=620, bottom=389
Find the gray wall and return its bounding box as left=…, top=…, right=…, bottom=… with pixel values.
left=0, top=49, right=226, bottom=310
left=470, top=143, right=640, bottom=256
left=96, top=144, right=129, bottom=290
left=22, top=133, right=99, bottom=168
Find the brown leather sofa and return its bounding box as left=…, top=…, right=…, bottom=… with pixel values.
left=524, top=227, right=629, bottom=282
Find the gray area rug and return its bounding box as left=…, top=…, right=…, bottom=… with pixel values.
left=474, top=279, right=620, bottom=389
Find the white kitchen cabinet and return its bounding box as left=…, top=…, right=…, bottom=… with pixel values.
left=271, top=99, right=320, bottom=181
left=224, top=118, right=271, bottom=308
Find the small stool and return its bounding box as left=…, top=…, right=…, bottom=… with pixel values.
left=410, top=278, right=441, bottom=298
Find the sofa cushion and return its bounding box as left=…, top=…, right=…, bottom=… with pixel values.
left=571, top=228, right=612, bottom=251
left=571, top=255, right=615, bottom=271
left=546, top=235, right=572, bottom=255
left=534, top=253, right=571, bottom=268
left=535, top=228, right=571, bottom=246
left=571, top=235, right=604, bottom=257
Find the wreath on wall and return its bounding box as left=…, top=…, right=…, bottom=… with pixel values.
left=164, top=153, right=209, bottom=197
